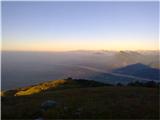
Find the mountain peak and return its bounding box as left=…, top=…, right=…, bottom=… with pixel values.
left=114, top=63, right=160, bottom=80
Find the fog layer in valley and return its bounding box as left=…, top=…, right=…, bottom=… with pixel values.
left=2, top=50, right=159, bottom=90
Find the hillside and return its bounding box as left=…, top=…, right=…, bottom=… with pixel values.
left=1, top=79, right=159, bottom=119
left=2, top=79, right=109, bottom=96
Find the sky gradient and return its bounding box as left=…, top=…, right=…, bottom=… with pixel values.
left=2, top=1, right=159, bottom=51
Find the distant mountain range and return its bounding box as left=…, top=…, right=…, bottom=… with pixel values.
left=113, top=63, right=160, bottom=80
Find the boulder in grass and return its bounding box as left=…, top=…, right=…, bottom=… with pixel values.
left=35, top=117, right=44, bottom=120
left=41, top=100, right=57, bottom=111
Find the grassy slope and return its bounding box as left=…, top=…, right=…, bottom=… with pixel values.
left=2, top=79, right=108, bottom=96
left=1, top=80, right=159, bottom=119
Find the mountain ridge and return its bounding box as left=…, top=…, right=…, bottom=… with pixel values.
left=113, top=63, right=160, bottom=80
left=2, top=79, right=109, bottom=96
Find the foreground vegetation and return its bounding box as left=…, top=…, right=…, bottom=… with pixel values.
left=1, top=79, right=159, bottom=119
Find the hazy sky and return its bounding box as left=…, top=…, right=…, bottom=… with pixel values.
left=2, top=1, right=159, bottom=51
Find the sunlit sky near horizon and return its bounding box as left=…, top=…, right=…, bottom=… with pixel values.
left=2, top=1, right=159, bottom=51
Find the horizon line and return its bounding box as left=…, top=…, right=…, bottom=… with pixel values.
left=1, top=49, right=159, bottom=52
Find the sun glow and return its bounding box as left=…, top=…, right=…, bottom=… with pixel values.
left=2, top=39, right=158, bottom=52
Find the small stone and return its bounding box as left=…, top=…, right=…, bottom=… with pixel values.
left=41, top=100, right=57, bottom=111
left=63, top=106, right=68, bottom=111
left=74, top=111, right=81, bottom=116
left=35, top=117, right=44, bottom=120
left=77, top=107, right=83, bottom=112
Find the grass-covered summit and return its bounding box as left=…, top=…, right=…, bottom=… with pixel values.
left=1, top=78, right=159, bottom=119
left=2, top=78, right=109, bottom=96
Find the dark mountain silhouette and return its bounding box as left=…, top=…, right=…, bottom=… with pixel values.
left=113, top=63, right=160, bottom=80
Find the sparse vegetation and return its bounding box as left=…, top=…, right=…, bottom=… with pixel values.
left=1, top=79, right=159, bottom=119
left=127, top=80, right=159, bottom=87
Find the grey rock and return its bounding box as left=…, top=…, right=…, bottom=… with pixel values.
left=35, top=117, right=44, bottom=120
left=77, top=107, right=83, bottom=112
left=41, top=100, right=57, bottom=111
left=63, top=106, right=68, bottom=111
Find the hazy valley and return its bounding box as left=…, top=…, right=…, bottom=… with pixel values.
left=2, top=50, right=159, bottom=90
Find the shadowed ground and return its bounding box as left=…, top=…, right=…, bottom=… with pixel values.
left=1, top=79, right=159, bottom=119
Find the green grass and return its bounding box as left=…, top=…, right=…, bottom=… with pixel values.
left=2, top=86, right=159, bottom=119
left=2, top=79, right=108, bottom=96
